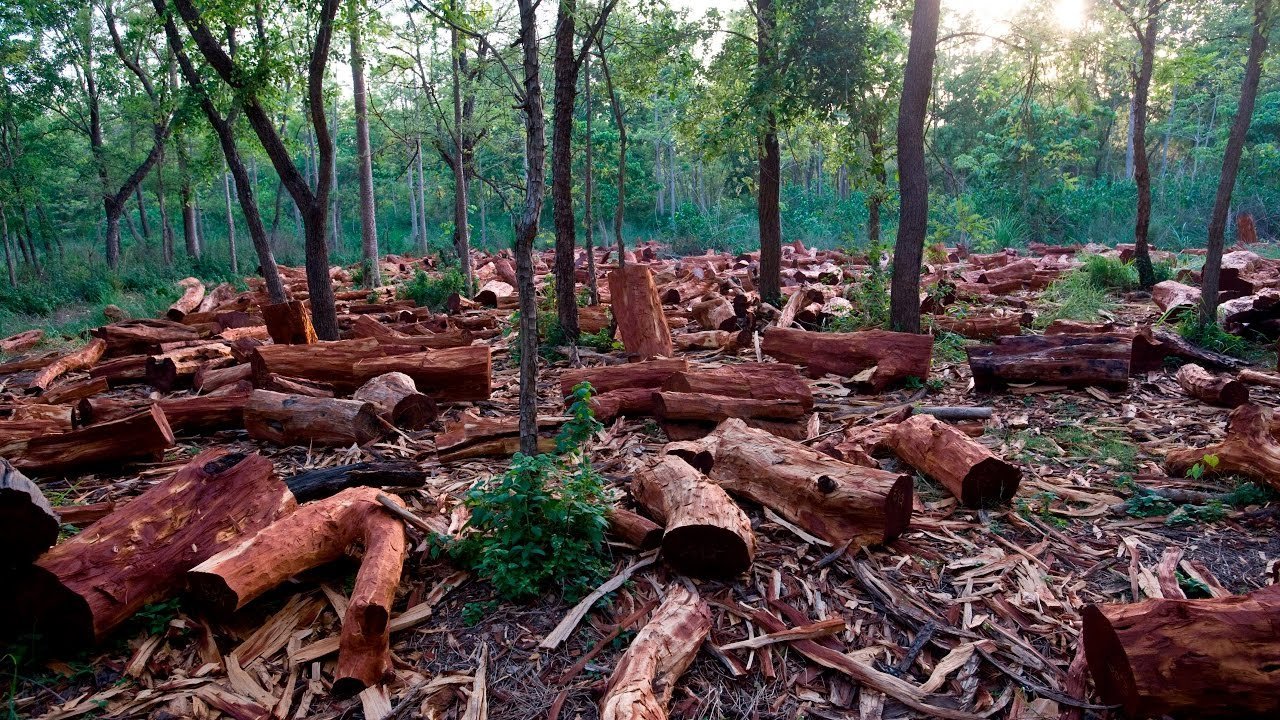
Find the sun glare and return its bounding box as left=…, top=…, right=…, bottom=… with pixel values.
left=942, top=0, right=1089, bottom=31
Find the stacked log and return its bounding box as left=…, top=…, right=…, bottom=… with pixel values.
left=144, top=342, right=234, bottom=391
left=632, top=456, right=754, bottom=577
left=262, top=299, right=318, bottom=345
left=434, top=412, right=561, bottom=461
left=352, top=372, right=438, bottom=430
left=165, top=278, right=206, bottom=321
left=90, top=319, right=200, bottom=356
left=244, top=390, right=386, bottom=447
left=762, top=327, right=932, bottom=391
left=968, top=334, right=1131, bottom=390
left=13, top=405, right=175, bottom=474
left=352, top=346, right=492, bottom=402
left=608, top=264, right=674, bottom=359
left=560, top=358, right=688, bottom=396
left=26, top=339, right=107, bottom=395
left=884, top=414, right=1021, bottom=506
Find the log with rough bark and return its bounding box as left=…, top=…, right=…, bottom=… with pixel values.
left=13, top=405, right=175, bottom=474
left=1082, top=584, right=1280, bottom=718
left=608, top=264, right=674, bottom=359
left=1164, top=404, right=1280, bottom=490
left=600, top=584, right=711, bottom=720
left=352, top=346, right=492, bottom=402
left=12, top=450, right=294, bottom=644
left=26, top=338, right=107, bottom=395
left=348, top=314, right=475, bottom=350
left=1238, top=368, right=1280, bottom=388
left=352, top=372, right=438, bottom=430
left=145, top=343, right=234, bottom=391
left=1152, top=280, right=1201, bottom=315
left=0, top=330, right=43, bottom=354
left=434, top=412, right=562, bottom=462
left=261, top=373, right=336, bottom=397
left=654, top=391, right=807, bottom=423
left=166, top=277, right=206, bottom=322
left=73, top=391, right=250, bottom=434
left=661, top=414, right=817, bottom=443
left=976, top=258, right=1036, bottom=285
left=663, top=362, right=813, bottom=410
left=1175, top=364, right=1249, bottom=407
left=968, top=334, right=1131, bottom=390
left=41, top=376, right=109, bottom=404
left=679, top=418, right=912, bottom=547
left=89, top=319, right=201, bottom=356
left=560, top=358, right=688, bottom=396
left=1130, top=326, right=1245, bottom=373
left=244, top=390, right=386, bottom=447
left=474, top=280, right=515, bottom=308
left=194, top=363, right=252, bottom=393
left=673, top=330, right=732, bottom=351
left=0, top=458, right=59, bottom=566
left=249, top=338, right=387, bottom=388
left=761, top=327, right=933, bottom=391
left=607, top=507, right=663, bottom=549
left=691, top=297, right=735, bottom=331
left=261, top=299, right=318, bottom=345
left=283, top=461, right=424, bottom=503
left=87, top=355, right=149, bottom=387
left=632, top=456, right=754, bottom=577
left=590, top=388, right=660, bottom=423
left=188, top=487, right=405, bottom=695
left=932, top=313, right=1023, bottom=340
left=884, top=415, right=1021, bottom=506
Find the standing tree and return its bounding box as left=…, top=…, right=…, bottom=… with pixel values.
left=349, top=0, right=381, bottom=288
left=755, top=0, right=782, bottom=305
left=514, top=0, right=547, bottom=453
left=1200, top=0, right=1274, bottom=323
left=888, top=0, right=940, bottom=333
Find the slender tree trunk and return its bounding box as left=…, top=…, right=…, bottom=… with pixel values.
left=599, top=49, right=625, bottom=264
left=135, top=184, right=151, bottom=242
left=865, top=125, right=887, bottom=245
left=1200, top=0, right=1272, bottom=323
left=350, top=0, right=381, bottom=288
left=416, top=137, right=429, bottom=254
left=1125, top=93, right=1137, bottom=180
left=451, top=19, right=473, bottom=295
left=1161, top=83, right=1177, bottom=180
left=515, top=0, right=547, bottom=454
left=1130, top=0, right=1161, bottom=289
left=1, top=204, right=15, bottom=287
left=178, top=140, right=200, bottom=259
left=552, top=0, right=582, bottom=340
left=889, top=0, right=941, bottom=333
left=756, top=0, right=782, bottom=305
left=407, top=148, right=421, bottom=249
left=223, top=166, right=239, bottom=274
left=330, top=95, right=340, bottom=253
left=584, top=52, right=598, bottom=304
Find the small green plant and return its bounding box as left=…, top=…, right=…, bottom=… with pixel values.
left=1035, top=271, right=1114, bottom=327
left=398, top=268, right=465, bottom=312
left=1225, top=481, right=1277, bottom=506
left=580, top=327, right=621, bottom=353
left=1176, top=570, right=1212, bottom=598
left=1186, top=453, right=1220, bottom=480
left=135, top=598, right=182, bottom=635
left=1081, top=255, right=1138, bottom=292
left=1017, top=491, right=1068, bottom=528
left=461, top=601, right=499, bottom=627
left=932, top=331, right=969, bottom=364
left=1165, top=500, right=1226, bottom=526
left=827, top=239, right=889, bottom=331
left=1124, top=490, right=1175, bottom=518
left=1176, top=317, right=1251, bottom=359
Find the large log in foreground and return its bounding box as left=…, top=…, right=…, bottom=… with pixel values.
left=0, top=459, right=59, bottom=566
left=761, top=326, right=932, bottom=391
left=13, top=405, right=175, bottom=474
left=632, top=456, right=754, bottom=578
left=244, top=390, right=386, bottom=447
left=15, top=451, right=294, bottom=644
left=885, top=415, right=1021, bottom=506
left=608, top=264, right=674, bottom=359
left=1082, top=585, right=1280, bottom=718
left=189, top=487, right=406, bottom=695
left=600, top=584, right=711, bottom=720
left=1164, top=404, right=1280, bottom=491
left=967, top=333, right=1131, bottom=390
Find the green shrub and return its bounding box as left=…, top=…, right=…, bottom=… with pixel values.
left=931, top=331, right=970, bottom=364
left=1034, top=271, right=1114, bottom=327
left=1176, top=317, right=1251, bottom=358
left=398, top=268, right=465, bottom=312
left=826, top=241, right=889, bottom=331
left=1081, top=255, right=1138, bottom=292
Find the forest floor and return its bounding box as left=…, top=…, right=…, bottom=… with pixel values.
left=3, top=246, right=1280, bottom=720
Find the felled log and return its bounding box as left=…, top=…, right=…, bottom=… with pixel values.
left=13, top=405, right=175, bottom=474
left=976, top=258, right=1035, bottom=285
left=244, top=390, right=386, bottom=447
left=26, top=338, right=107, bottom=395
left=1130, top=326, right=1245, bottom=373
left=968, top=334, right=1131, bottom=390
left=261, top=373, right=336, bottom=397
left=284, top=461, right=424, bottom=503
left=932, top=313, right=1022, bottom=340
left=1219, top=288, right=1280, bottom=333
left=600, top=584, right=711, bottom=720
left=1152, top=280, right=1201, bottom=315
left=654, top=391, right=806, bottom=423
left=607, top=507, right=662, bottom=549
left=145, top=343, right=234, bottom=391
left=663, top=362, right=813, bottom=410
left=0, top=459, right=59, bottom=566
left=632, top=456, right=754, bottom=577
left=1082, top=585, right=1280, bottom=718
left=74, top=392, right=250, bottom=434
left=884, top=414, right=1021, bottom=506
left=1175, top=364, right=1249, bottom=407
left=7, top=403, right=71, bottom=426
left=165, top=278, right=206, bottom=321
left=349, top=314, right=475, bottom=350
left=89, top=319, right=201, bottom=356
left=249, top=338, right=387, bottom=388
left=41, top=376, right=109, bottom=404
left=1165, top=404, right=1280, bottom=490
left=88, top=355, right=149, bottom=387
left=560, top=357, right=688, bottom=396
left=661, top=414, right=816, bottom=443
left=608, top=264, right=674, bottom=359
left=434, top=412, right=561, bottom=462
left=16, top=450, right=294, bottom=644
left=0, top=330, right=43, bottom=355
left=1238, top=368, right=1280, bottom=388
left=474, top=280, right=515, bottom=307
left=351, top=346, right=492, bottom=402
left=673, top=330, right=732, bottom=351
left=590, top=388, right=660, bottom=423
left=352, top=372, right=438, bottom=430
left=579, top=305, right=612, bottom=334
left=188, top=487, right=405, bottom=695
left=683, top=418, right=912, bottom=547
left=690, top=297, right=735, bottom=331
left=262, top=299, right=318, bottom=345
left=194, top=363, right=252, bottom=393
left=0, top=351, right=59, bottom=375
left=761, top=327, right=933, bottom=391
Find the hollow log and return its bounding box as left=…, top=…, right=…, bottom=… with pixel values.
left=284, top=461, right=424, bottom=503
left=352, top=346, right=492, bottom=402
left=188, top=487, right=405, bottom=695
left=352, top=372, right=438, bottom=430
left=1, top=330, right=43, bottom=355
left=474, top=280, right=515, bottom=308
left=632, top=456, right=754, bottom=578
left=13, top=405, right=175, bottom=474
left=607, top=507, right=663, bottom=549
left=884, top=414, right=1021, bottom=506
left=761, top=327, right=932, bottom=391
left=967, top=334, right=1131, bottom=390
left=244, top=390, right=386, bottom=447
left=1082, top=585, right=1280, bottom=718
left=685, top=418, right=912, bottom=547
left=663, top=362, right=813, bottom=410
left=590, top=388, right=660, bottom=423
left=690, top=297, right=735, bottom=332
left=931, top=313, right=1023, bottom=340
left=26, top=339, right=107, bottom=396
left=1164, top=404, right=1280, bottom=490
left=0, top=458, right=59, bottom=566
left=194, top=363, right=252, bottom=393
left=262, top=299, right=318, bottom=345
left=166, top=278, right=206, bottom=322
left=600, top=584, right=711, bottom=720
left=89, top=320, right=201, bottom=356
left=654, top=391, right=806, bottom=423
left=1152, top=280, right=1201, bottom=315
left=560, top=358, right=688, bottom=396
left=145, top=343, right=234, bottom=392
left=1175, top=364, right=1249, bottom=407
left=608, top=264, right=674, bottom=359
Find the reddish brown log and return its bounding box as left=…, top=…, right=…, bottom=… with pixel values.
left=352, top=372, right=438, bottom=430
left=967, top=334, right=1131, bottom=390
left=691, top=297, right=735, bottom=332
left=7, top=403, right=71, bottom=426
left=931, top=313, right=1023, bottom=340
left=261, top=373, right=336, bottom=397
left=884, top=414, right=1021, bottom=506
left=261, top=299, right=318, bottom=345
left=1175, top=364, right=1249, bottom=407
left=600, top=584, right=711, bottom=720
left=166, top=278, right=206, bottom=322
left=654, top=391, right=806, bottom=423
left=89, top=319, right=201, bottom=356
left=74, top=392, right=250, bottom=434
left=54, top=501, right=115, bottom=528
left=194, top=363, right=252, bottom=393
left=26, top=339, right=107, bottom=395
left=632, top=456, right=754, bottom=578
left=41, top=376, right=109, bottom=405
left=590, top=388, right=660, bottom=423
left=1130, top=326, right=1245, bottom=373
left=249, top=338, right=385, bottom=388
left=16, top=450, right=295, bottom=644
left=348, top=314, right=475, bottom=350
left=673, top=330, right=731, bottom=351
left=145, top=343, right=234, bottom=391
left=244, top=390, right=386, bottom=447
left=13, top=405, right=175, bottom=474
left=1165, top=404, right=1280, bottom=490
left=607, top=507, right=663, bottom=549
left=1082, top=585, right=1280, bottom=719
left=0, top=351, right=59, bottom=375
left=662, top=362, right=813, bottom=410
left=560, top=358, right=688, bottom=396
left=88, top=355, right=149, bottom=387
left=579, top=305, right=612, bottom=334
left=761, top=327, right=933, bottom=391
left=0, top=330, right=43, bottom=355
left=977, top=258, right=1036, bottom=284
left=434, top=412, right=561, bottom=462
left=351, top=346, right=492, bottom=402
left=1152, top=281, right=1201, bottom=315
left=1043, top=319, right=1122, bottom=335
left=0, top=458, right=59, bottom=566
left=188, top=487, right=404, bottom=695
left=608, top=264, right=674, bottom=359
left=660, top=415, right=816, bottom=443
left=474, top=280, right=515, bottom=307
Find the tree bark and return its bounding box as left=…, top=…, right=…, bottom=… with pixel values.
left=449, top=14, right=473, bottom=294
left=885, top=414, right=1021, bottom=506
left=552, top=0, right=583, bottom=341
left=583, top=53, right=599, bottom=303
left=0, top=458, right=59, bottom=566
left=1127, top=0, right=1162, bottom=288
left=1175, top=363, right=1250, bottom=407
left=608, top=264, right=673, bottom=359
left=756, top=0, right=782, bottom=305
left=515, top=0, right=547, bottom=454
left=244, top=390, right=386, bottom=447
left=600, top=584, right=711, bottom=720
left=762, top=326, right=933, bottom=391
left=599, top=48, right=626, bottom=262
left=632, top=456, right=756, bottom=576
left=349, top=0, right=381, bottom=289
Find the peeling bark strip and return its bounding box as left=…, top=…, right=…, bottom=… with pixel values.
left=600, top=584, right=711, bottom=720
left=632, top=456, right=754, bottom=578
left=885, top=414, right=1021, bottom=507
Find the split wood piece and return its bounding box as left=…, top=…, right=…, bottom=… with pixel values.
left=1238, top=368, right=1280, bottom=388
left=473, top=280, right=514, bottom=307
left=632, top=456, right=754, bottom=577
left=967, top=333, right=1131, bottom=391
left=189, top=487, right=405, bottom=695
left=560, top=358, right=688, bottom=396
left=8, top=403, right=71, bottom=426
left=599, top=584, right=711, bottom=720
left=353, top=372, right=438, bottom=430
left=41, top=376, right=109, bottom=405
left=606, top=507, right=663, bottom=550
left=90, top=320, right=201, bottom=356
left=590, top=388, right=660, bottom=423
left=660, top=414, right=816, bottom=443
left=0, top=330, right=43, bottom=354
left=1082, top=585, right=1280, bottom=719
left=434, top=412, right=562, bottom=462
left=54, top=501, right=115, bottom=528
left=977, top=258, right=1036, bottom=284
left=690, top=297, right=735, bottom=331
left=249, top=337, right=387, bottom=389
left=166, top=278, right=206, bottom=322
left=261, top=373, right=336, bottom=398
left=761, top=327, right=933, bottom=392
left=931, top=313, right=1023, bottom=340
left=73, top=392, right=250, bottom=434
left=688, top=418, right=912, bottom=547
left=352, top=346, right=492, bottom=402
left=1043, top=319, right=1122, bottom=335
left=145, top=343, right=234, bottom=392
left=194, top=363, right=252, bottom=393
left=1152, top=280, right=1201, bottom=315
left=608, top=264, right=674, bottom=359
left=884, top=414, right=1021, bottom=507
left=1175, top=364, right=1249, bottom=408
left=673, top=330, right=731, bottom=351
left=284, top=461, right=424, bottom=503
left=348, top=314, right=474, bottom=350
left=0, top=351, right=59, bottom=375
left=88, top=355, right=149, bottom=387
left=13, top=405, right=175, bottom=474
left=197, top=282, right=238, bottom=313
left=26, top=338, right=107, bottom=396
left=654, top=391, right=806, bottom=423
left=0, top=458, right=59, bottom=566
left=663, top=362, right=813, bottom=410
left=244, top=390, right=386, bottom=447
left=17, top=450, right=294, bottom=644
left=261, top=299, right=317, bottom=345
left=1164, top=404, right=1280, bottom=491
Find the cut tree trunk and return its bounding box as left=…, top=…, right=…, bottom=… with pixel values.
left=662, top=362, right=813, bottom=410
left=608, top=264, right=674, bottom=359
left=90, top=320, right=200, bottom=356
left=691, top=297, right=735, bottom=331
left=600, top=584, right=711, bottom=720
left=188, top=487, right=405, bottom=695
left=474, top=280, right=514, bottom=308
left=433, top=412, right=562, bottom=462
left=244, top=390, right=386, bottom=447
left=262, top=300, right=318, bottom=345
left=249, top=338, right=387, bottom=389
left=590, top=388, right=661, bottom=423
left=352, top=372, right=438, bottom=430
left=607, top=507, right=663, bottom=550
left=13, top=405, right=175, bottom=474
left=1152, top=280, right=1201, bottom=315
left=1175, top=363, right=1249, bottom=407
left=351, top=346, right=492, bottom=402
left=560, top=358, right=688, bottom=396
left=194, top=363, right=252, bottom=393
left=967, top=334, right=1131, bottom=390
left=932, top=313, right=1023, bottom=340
left=761, top=327, right=932, bottom=391
left=26, top=338, right=107, bottom=395
left=674, top=330, right=732, bottom=351
left=283, top=461, right=424, bottom=503
left=0, top=458, right=59, bottom=566
left=632, top=456, right=754, bottom=578
left=1082, top=584, right=1280, bottom=718
left=654, top=391, right=807, bottom=423
left=41, top=376, right=109, bottom=404
left=0, top=330, right=44, bottom=354
left=166, top=277, right=206, bottom=322
left=145, top=343, right=234, bottom=392
left=73, top=391, right=250, bottom=434
left=1164, top=403, right=1280, bottom=490
left=884, top=414, right=1021, bottom=506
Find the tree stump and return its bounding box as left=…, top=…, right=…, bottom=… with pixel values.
left=244, top=390, right=386, bottom=447
left=1165, top=404, right=1280, bottom=490
left=600, top=584, right=711, bottom=720
left=608, top=264, right=674, bottom=359
left=632, top=456, right=754, bottom=577
left=1175, top=363, right=1249, bottom=407
left=885, top=414, right=1021, bottom=506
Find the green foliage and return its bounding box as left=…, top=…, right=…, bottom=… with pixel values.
left=1016, top=491, right=1067, bottom=528
left=1165, top=501, right=1227, bottom=527
left=1081, top=255, right=1138, bottom=292
left=134, top=598, right=182, bottom=636
left=398, top=269, right=465, bottom=313
left=1035, top=271, right=1114, bottom=327
left=1176, top=318, right=1251, bottom=359
left=1176, top=570, right=1212, bottom=599
left=461, top=601, right=499, bottom=627
left=932, top=331, right=969, bottom=364
left=1124, top=491, right=1175, bottom=518
left=826, top=239, right=889, bottom=331
left=580, top=327, right=621, bottom=353
left=1225, top=481, right=1278, bottom=506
